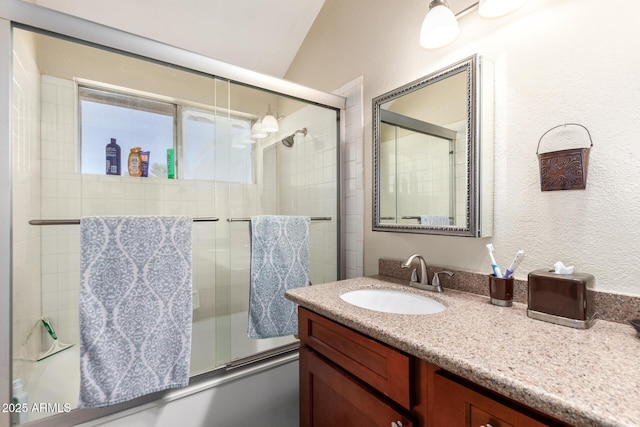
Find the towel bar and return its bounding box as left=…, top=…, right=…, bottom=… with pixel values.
left=29, top=217, right=220, bottom=226
left=227, top=216, right=332, bottom=222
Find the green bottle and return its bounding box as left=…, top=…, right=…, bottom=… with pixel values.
left=167, top=148, right=175, bottom=179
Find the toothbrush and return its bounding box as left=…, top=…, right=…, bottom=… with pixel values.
left=486, top=244, right=502, bottom=277
left=503, top=250, right=524, bottom=279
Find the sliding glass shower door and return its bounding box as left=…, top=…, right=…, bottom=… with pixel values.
left=10, top=26, right=339, bottom=425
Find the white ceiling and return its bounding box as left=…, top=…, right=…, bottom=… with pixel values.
left=34, top=0, right=477, bottom=78
left=35, top=0, right=326, bottom=78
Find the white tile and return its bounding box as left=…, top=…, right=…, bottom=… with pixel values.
left=40, top=83, right=57, bottom=104
left=58, top=272, right=80, bottom=292
left=144, top=200, right=162, bottom=214
left=57, top=85, right=74, bottom=107
left=41, top=273, right=58, bottom=294
left=163, top=184, right=181, bottom=201
left=104, top=181, right=125, bottom=199
left=57, top=290, right=78, bottom=310
left=125, top=182, right=145, bottom=200
left=82, top=198, right=105, bottom=216
left=125, top=199, right=145, bottom=215
left=41, top=292, right=58, bottom=313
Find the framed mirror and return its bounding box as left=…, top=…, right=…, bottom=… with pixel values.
left=372, top=54, right=493, bottom=237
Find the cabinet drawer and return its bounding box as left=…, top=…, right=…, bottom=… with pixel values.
left=298, top=307, right=411, bottom=408
left=430, top=371, right=568, bottom=427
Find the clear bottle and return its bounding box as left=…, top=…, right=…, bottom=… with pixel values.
left=105, top=138, right=121, bottom=175
left=128, top=147, right=142, bottom=177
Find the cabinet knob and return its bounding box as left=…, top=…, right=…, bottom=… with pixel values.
left=480, top=424, right=493, bottom=427
left=391, top=422, right=403, bottom=427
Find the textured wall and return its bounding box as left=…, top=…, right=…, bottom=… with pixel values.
left=286, top=0, right=640, bottom=295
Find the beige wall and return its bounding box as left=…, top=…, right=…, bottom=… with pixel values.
left=287, top=0, right=640, bottom=295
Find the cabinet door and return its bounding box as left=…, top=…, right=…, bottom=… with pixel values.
left=430, top=372, right=564, bottom=427
left=298, top=307, right=411, bottom=408
left=300, top=346, right=413, bottom=427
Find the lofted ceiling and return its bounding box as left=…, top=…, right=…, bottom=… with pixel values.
left=34, top=0, right=477, bottom=79
left=34, top=0, right=326, bottom=78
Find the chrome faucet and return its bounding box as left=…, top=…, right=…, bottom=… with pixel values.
left=401, top=254, right=453, bottom=293
left=402, top=254, right=436, bottom=292
left=432, top=270, right=454, bottom=291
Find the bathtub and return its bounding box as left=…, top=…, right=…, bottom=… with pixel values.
left=191, top=311, right=298, bottom=374
left=20, top=312, right=298, bottom=423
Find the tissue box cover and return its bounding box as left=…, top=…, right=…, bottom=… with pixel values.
left=527, top=269, right=596, bottom=328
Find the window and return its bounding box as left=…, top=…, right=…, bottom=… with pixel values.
left=79, top=86, right=175, bottom=177
left=79, top=85, right=253, bottom=182
left=181, top=109, right=253, bottom=182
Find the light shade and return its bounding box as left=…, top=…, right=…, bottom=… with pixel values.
left=261, top=114, right=279, bottom=133
left=251, top=121, right=267, bottom=139
left=479, top=0, right=527, bottom=18
left=420, top=1, right=459, bottom=49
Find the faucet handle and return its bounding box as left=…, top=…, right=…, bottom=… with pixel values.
left=433, top=271, right=454, bottom=288
left=410, top=268, right=418, bottom=282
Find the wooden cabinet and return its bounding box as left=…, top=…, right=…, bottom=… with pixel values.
left=429, top=371, right=567, bottom=427
left=298, top=307, right=412, bottom=408
left=300, top=346, right=413, bottom=427
left=298, top=307, right=418, bottom=427
left=298, top=307, right=568, bottom=427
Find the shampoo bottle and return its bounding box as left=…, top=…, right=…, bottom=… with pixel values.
left=128, top=147, right=142, bottom=177
left=105, top=138, right=121, bottom=175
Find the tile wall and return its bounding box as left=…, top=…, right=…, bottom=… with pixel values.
left=275, top=107, right=339, bottom=285
left=12, top=29, right=43, bottom=363
left=335, top=77, right=364, bottom=278
left=32, top=75, right=341, bottom=346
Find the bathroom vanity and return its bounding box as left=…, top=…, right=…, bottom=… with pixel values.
left=287, top=277, right=640, bottom=426
left=298, top=307, right=561, bottom=426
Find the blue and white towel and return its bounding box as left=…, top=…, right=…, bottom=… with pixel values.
left=248, top=215, right=310, bottom=339
left=79, top=216, right=192, bottom=408
left=419, top=215, right=450, bottom=226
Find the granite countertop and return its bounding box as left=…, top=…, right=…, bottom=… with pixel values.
left=285, top=276, right=640, bottom=427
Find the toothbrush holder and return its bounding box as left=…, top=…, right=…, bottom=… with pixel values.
left=489, top=275, right=514, bottom=307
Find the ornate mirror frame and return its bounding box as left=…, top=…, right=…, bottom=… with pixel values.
left=372, top=54, right=493, bottom=237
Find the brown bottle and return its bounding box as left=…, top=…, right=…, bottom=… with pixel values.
left=128, top=147, right=142, bottom=177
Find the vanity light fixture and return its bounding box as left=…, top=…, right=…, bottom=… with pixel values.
left=260, top=104, right=279, bottom=133
left=251, top=118, right=268, bottom=139
left=420, top=0, right=528, bottom=49
left=420, top=0, right=460, bottom=49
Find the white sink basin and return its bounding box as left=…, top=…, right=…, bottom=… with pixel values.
left=340, top=288, right=446, bottom=315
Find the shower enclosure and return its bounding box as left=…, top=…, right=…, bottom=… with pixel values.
left=6, top=13, right=342, bottom=426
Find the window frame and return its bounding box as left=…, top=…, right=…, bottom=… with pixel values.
left=77, top=80, right=255, bottom=182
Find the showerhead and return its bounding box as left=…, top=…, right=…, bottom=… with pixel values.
left=282, top=135, right=295, bottom=147
left=280, top=128, right=307, bottom=147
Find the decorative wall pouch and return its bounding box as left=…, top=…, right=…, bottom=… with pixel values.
left=537, top=123, right=593, bottom=191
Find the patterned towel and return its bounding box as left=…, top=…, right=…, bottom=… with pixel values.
left=419, top=215, right=450, bottom=226
left=248, top=215, right=310, bottom=338
left=79, top=216, right=192, bottom=408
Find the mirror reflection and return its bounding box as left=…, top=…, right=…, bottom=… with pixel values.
left=373, top=55, right=492, bottom=237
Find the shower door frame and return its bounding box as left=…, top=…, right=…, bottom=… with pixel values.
left=0, top=1, right=346, bottom=426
